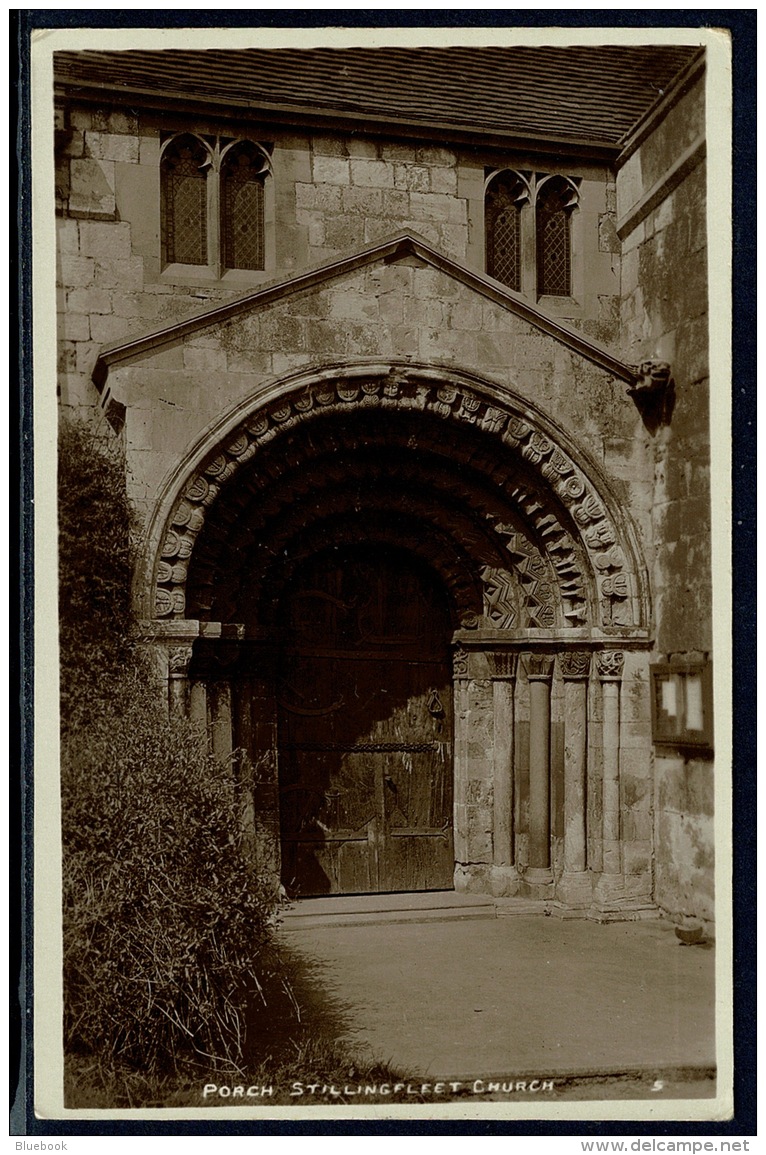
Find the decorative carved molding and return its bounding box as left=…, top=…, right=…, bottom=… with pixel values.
left=167, top=645, right=194, bottom=677
left=595, top=650, right=625, bottom=681
left=488, top=652, right=518, bottom=681
left=452, top=645, right=470, bottom=679
left=522, top=653, right=555, bottom=682
left=559, top=650, right=591, bottom=681
left=481, top=566, right=518, bottom=630
left=151, top=369, right=638, bottom=633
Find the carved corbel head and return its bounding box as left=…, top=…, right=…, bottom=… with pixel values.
left=627, top=360, right=675, bottom=431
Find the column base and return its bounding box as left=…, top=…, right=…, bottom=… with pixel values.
left=519, top=867, right=555, bottom=899
left=591, top=872, right=657, bottom=921
left=556, top=870, right=593, bottom=908
left=489, top=865, right=522, bottom=897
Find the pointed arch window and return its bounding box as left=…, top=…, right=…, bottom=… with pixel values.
left=485, top=171, right=527, bottom=292
left=160, top=133, right=272, bottom=279
left=221, top=141, right=267, bottom=272
left=161, top=134, right=209, bottom=267
left=536, top=176, right=577, bottom=297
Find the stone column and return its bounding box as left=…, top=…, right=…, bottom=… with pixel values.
left=167, top=645, right=194, bottom=718
left=558, top=650, right=592, bottom=907
left=489, top=652, right=519, bottom=896
left=522, top=653, right=554, bottom=886
left=596, top=650, right=625, bottom=880
left=451, top=645, right=471, bottom=886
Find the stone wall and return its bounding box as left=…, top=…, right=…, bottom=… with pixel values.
left=55, top=100, right=620, bottom=417
left=102, top=255, right=649, bottom=539
left=616, top=73, right=713, bottom=925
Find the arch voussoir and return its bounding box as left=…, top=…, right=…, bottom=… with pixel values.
left=147, top=363, right=647, bottom=635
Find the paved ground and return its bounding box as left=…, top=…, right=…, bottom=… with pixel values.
left=279, top=911, right=715, bottom=1091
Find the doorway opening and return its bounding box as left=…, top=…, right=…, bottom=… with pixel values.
left=276, top=544, right=454, bottom=897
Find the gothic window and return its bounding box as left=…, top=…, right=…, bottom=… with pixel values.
left=161, top=134, right=209, bottom=267
left=160, top=133, right=271, bottom=277
left=221, top=141, right=267, bottom=272
left=485, top=171, right=527, bottom=292
left=536, top=175, right=577, bottom=297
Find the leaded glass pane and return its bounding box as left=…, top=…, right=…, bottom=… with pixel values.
left=536, top=178, right=573, bottom=296
left=222, top=145, right=266, bottom=271
left=485, top=173, right=524, bottom=291
left=161, top=136, right=208, bottom=267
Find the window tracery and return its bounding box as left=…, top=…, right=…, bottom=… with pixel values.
left=160, top=133, right=271, bottom=278
left=484, top=169, right=580, bottom=302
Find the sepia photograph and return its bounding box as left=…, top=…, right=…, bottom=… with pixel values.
left=24, top=18, right=739, bottom=1129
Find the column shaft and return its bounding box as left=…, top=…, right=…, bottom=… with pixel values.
left=492, top=678, right=515, bottom=867
left=528, top=677, right=551, bottom=870
left=563, top=678, right=588, bottom=872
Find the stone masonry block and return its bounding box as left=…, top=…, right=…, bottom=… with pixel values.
left=67, top=287, right=112, bottom=315
left=380, top=142, right=418, bottom=163
left=78, top=220, right=133, bottom=261
left=57, top=219, right=80, bottom=255
left=312, top=133, right=348, bottom=157
left=58, top=255, right=96, bottom=289
left=94, top=256, right=144, bottom=292
left=107, top=110, right=138, bottom=135
left=447, top=296, right=483, bottom=331
left=323, top=215, right=366, bottom=250
left=413, top=266, right=459, bottom=300
left=68, top=108, right=93, bottom=132
left=394, top=165, right=430, bottom=193
left=430, top=166, right=458, bottom=195
left=341, top=186, right=384, bottom=216
left=183, top=345, right=228, bottom=373
left=84, top=132, right=140, bottom=164
left=59, top=312, right=90, bottom=342
left=89, top=313, right=132, bottom=343
left=350, top=159, right=395, bottom=189
left=618, top=747, right=652, bottom=779
left=75, top=340, right=102, bottom=375
left=58, top=343, right=76, bottom=374
left=69, top=159, right=116, bottom=217
left=328, top=290, right=378, bottom=323
left=621, top=810, right=653, bottom=842
left=312, top=155, right=350, bottom=185
left=295, top=182, right=343, bottom=213
left=622, top=840, right=652, bottom=875
left=409, top=191, right=466, bottom=224
left=139, top=135, right=161, bottom=167
left=347, top=138, right=379, bottom=159
left=417, top=145, right=456, bottom=167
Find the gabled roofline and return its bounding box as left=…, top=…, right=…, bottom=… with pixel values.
left=93, top=232, right=641, bottom=390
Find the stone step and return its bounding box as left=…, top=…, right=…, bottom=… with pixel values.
left=279, top=889, right=498, bottom=929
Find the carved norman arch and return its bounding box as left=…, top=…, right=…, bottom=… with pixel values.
left=141, top=363, right=649, bottom=637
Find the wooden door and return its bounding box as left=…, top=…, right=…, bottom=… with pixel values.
left=277, top=547, right=454, bottom=896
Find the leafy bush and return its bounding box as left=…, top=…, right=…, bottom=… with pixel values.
left=59, top=417, right=274, bottom=1078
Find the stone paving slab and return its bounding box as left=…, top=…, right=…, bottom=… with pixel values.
left=279, top=914, right=715, bottom=1081
left=281, top=890, right=496, bottom=928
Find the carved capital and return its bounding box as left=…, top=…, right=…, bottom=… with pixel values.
left=522, top=653, right=554, bottom=682
left=167, top=645, right=194, bottom=678
left=559, top=650, right=591, bottom=681
left=596, top=650, right=625, bottom=681
left=488, top=652, right=518, bottom=681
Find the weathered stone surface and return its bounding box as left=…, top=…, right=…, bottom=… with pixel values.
left=69, top=158, right=116, bottom=216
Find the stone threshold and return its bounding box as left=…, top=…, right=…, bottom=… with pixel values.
left=279, top=890, right=661, bottom=929
left=279, top=889, right=497, bottom=929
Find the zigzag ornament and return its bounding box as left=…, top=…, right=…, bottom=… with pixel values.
left=480, top=567, right=519, bottom=629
